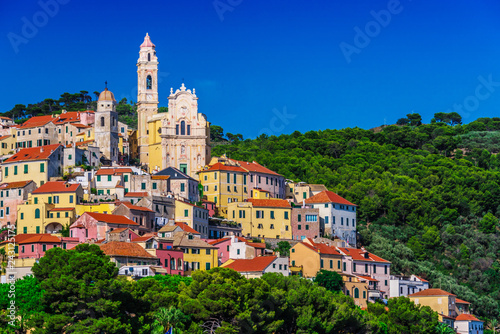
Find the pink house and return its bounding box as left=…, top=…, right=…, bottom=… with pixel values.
left=202, top=199, right=216, bottom=217
left=70, top=212, right=140, bottom=243
left=208, top=237, right=232, bottom=265
left=17, top=234, right=79, bottom=259
left=0, top=181, right=37, bottom=228
left=157, top=239, right=184, bottom=275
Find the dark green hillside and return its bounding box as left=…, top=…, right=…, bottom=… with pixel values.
left=212, top=116, right=500, bottom=321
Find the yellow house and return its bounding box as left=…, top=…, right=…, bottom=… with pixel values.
left=198, top=163, right=249, bottom=217
left=227, top=198, right=292, bottom=239
left=408, top=288, right=458, bottom=320
left=128, top=130, right=138, bottom=161
left=174, top=200, right=209, bottom=238
left=17, top=181, right=83, bottom=234
left=289, top=239, right=343, bottom=278
left=0, top=135, right=16, bottom=155
left=251, top=188, right=270, bottom=199
left=342, top=274, right=370, bottom=308
left=2, top=144, right=64, bottom=187
left=75, top=202, right=117, bottom=216
left=147, top=115, right=163, bottom=173
left=75, top=127, right=94, bottom=142
left=173, top=232, right=218, bottom=275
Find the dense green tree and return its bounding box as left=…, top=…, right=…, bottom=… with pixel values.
left=479, top=212, right=498, bottom=233
left=314, top=269, right=344, bottom=293
left=275, top=241, right=291, bottom=257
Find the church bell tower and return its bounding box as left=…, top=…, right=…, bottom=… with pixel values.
left=137, top=33, right=159, bottom=166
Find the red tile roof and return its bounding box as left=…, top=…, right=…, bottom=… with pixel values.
left=230, top=159, right=281, bottom=176
left=95, top=168, right=133, bottom=175
left=152, top=175, right=170, bottom=180
left=17, top=115, right=54, bottom=129
left=124, top=192, right=149, bottom=198
left=247, top=198, right=291, bottom=208
left=0, top=135, right=11, bottom=141
left=109, top=228, right=129, bottom=234
left=52, top=112, right=82, bottom=125
left=415, top=275, right=429, bottom=283
left=119, top=201, right=154, bottom=212
left=49, top=207, right=74, bottom=211
left=455, top=298, right=470, bottom=304
left=305, top=190, right=357, bottom=206
left=17, top=234, right=61, bottom=244
left=75, top=140, right=94, bottom=146
left=32, top=181, right=81, bottom=194
left=223, top=256, right=277, bottom=272
left=208, top=237, right=231, bottom=245
left=0, top=180, right=33, bottom=189
left=302, top=239, right=342, bottom=255
left=0, top=116, right=12, bottom=121
left=85, top=212, right=138, bottom=225
left=132, top=235, right=156, bottom=242
left=175, top=222, right=200, bottom=234
left=205, top=162, right=247, bottom=173
left=337, top=247, right=390, bottom=263
left=455, top=314, right=481, bottom=322
left=408, top=288, right=455, bottom=297
left=357, top=275, right=379, bottom=282
left=3, top=144, right=61, bottom=163
left=99, top=241, right=156, bottom=259
left=0, top=233, right=55, bottom=245
left=72, top=123, right=90, bottom=129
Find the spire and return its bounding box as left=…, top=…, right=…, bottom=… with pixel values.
left=140, top=33, right=155, bottom=48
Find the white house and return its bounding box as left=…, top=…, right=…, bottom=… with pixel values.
left=389, top=274, right=430, bottom=298
left=305, top=190, right=357, bottom=247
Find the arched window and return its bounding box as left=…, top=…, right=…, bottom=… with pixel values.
left=148, top=53, right=151, bottom=61
left=101, top=117, right=105, bottom=127
left=35, top=209, right=40, bottom=219
left=354, top=288, right=359, bottom=299
left=178, top=259, right=182, bottom=269
left=146, top=75, right=152, bottom=90
left=180, top=121, right=185, bottom=135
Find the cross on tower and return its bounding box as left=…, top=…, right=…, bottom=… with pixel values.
left=105, top=81, right=108, bottom=89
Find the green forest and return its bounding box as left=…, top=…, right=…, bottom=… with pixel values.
left=211, top=114, right=500, bottom=326
left=0, top=244, right=447, bottom=333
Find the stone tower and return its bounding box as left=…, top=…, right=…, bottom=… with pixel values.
left=95, top=88, right=119, bottom=163
left=137, top=33, right=159, bottom=165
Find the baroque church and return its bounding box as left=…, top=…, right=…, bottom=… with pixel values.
left=94, top=33, right=211, bottom=178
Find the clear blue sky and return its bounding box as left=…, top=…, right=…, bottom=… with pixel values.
left=1, top=0, right=500, bottom=138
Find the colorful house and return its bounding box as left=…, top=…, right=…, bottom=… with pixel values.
left=408, top=289, right=460, bottom=320
left=222, top=256, right=289, bottom=278
left=227, top=198, right=292, bottom=239
left=69, top=212, right=141, bottom=242
left=0, top=180, right=37, bottom=228
left=289, top=238, right=343, bottom=278
left=99, top=241, right=160, bottom=278
left=455, top=314, right=484, bottom=334
left=290, top=206, right=320, bottom=241
left=113, top=202, right=155, bottom=231
left=173, top=232, right=218, bottom=275
left=154, top=167, right=199, bottom=202
left=17, top=181, right=83, bottom=234
left=92, top=168, right=133, bottom=196
left=2, top=144, right=64, bottom=187
left=174, top=200, right=209, bottom=238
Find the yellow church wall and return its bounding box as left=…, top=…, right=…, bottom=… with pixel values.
left=75, top=203, right=117, bottom=216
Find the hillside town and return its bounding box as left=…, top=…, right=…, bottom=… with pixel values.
left=0, top=34, right=484, bottom=334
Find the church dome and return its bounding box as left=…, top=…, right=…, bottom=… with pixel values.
left=98, top=88, right=116, bottom=102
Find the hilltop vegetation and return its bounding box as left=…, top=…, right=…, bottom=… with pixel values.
left=212, top=115, right=500, bottom=322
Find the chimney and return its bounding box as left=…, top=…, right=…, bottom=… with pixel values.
left=40, top=147, right=44, bottom=152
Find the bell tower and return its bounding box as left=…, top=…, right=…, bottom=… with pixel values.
left=137, top=33, right=159, bottom=166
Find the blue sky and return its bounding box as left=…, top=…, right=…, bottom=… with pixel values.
left=1, top=0, right=500, bottom=138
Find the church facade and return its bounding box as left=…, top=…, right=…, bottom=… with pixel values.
left=135, top=33, right=211, bottom=178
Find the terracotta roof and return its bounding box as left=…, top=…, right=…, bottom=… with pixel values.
left=99, top=241, right=156, bottom=259
left=152, top=175, right=170, bottom=180
left=303, top=239, right=342, bottom=255
left=95, top=168, right=133, bottom=175
left=3, top=144, right=61, bottom=163
left=223, top=256, right=277, bottom=272
left=109, top=228, right=128, bottom=234
left=119, top=201, right=154, bottom=212
left=415, top=275, right=428, bottom=282
left=455, top=314, right=481, bottom=322
left=0, top=117, right=12, bottom=120
left=246, top=242, right=266, bottom=249
left=84, top=212, right=138, bottom=225
left=132, top=235, right=156, bottom=242
left=204, top=162, right=247, bottom=173
left=17, top=234, right=61, bottom=244
left=73, top=123, right=90, bottom=129
left=52, top=112, right=83, bottom=125
left=305, top=191, right=357, bottom=206
left=229, top=159, right=281, bottom=176
left=158, top=225, right=182, bottom=233
left=75, top=140, right=94, bottom=146
left=357, top=275, right=379, bottom=282
left=32, top=181, right=81, bottom=194
left=455, top=298, right=470, bottom=304
left=208, top=237, right=231, bottom=245
left=98, top=88, right=116, bottom=102
left=408, top=289, right=455, bottom=297
left=247, top=198, right=291, bottom=208
left=124, top=192, right=149, bottom=198
left=49, top=207, right=74, bottom=211
left=173, top=232, right=216, bottom=249
left=175, top=222, right=200, bottom=234
left=0, top=233, right=57, bottom=245
left=337, top=247, right=390, bottom=263
left=0, top=180, right=33, bottom=189
left=0, top=135, right=11, bottom=141
left=17, top=115, right=54, bottom=129
left=175, top=200, right=206, bottom=210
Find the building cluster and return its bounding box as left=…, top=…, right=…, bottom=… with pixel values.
left=0, top=34, right=482, bottom=333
